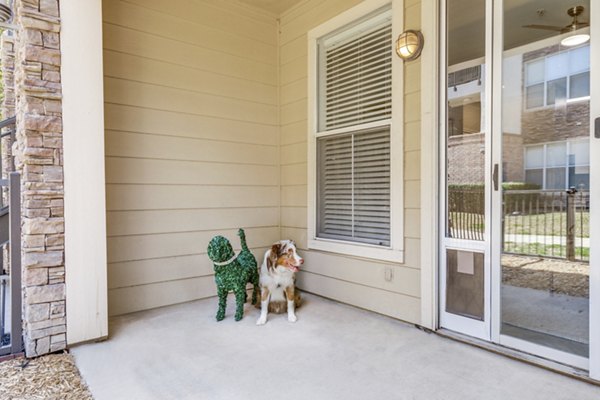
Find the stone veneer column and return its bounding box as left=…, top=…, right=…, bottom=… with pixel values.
left=13, top=0, right=66, bottom=357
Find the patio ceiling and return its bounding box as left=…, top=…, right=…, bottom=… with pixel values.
left=449, top=0, right=591, bottom=65
left=237, top=0, right=305, bottom=15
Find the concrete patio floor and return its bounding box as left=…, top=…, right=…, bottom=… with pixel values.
left=72, top=293, right=600, bottom=400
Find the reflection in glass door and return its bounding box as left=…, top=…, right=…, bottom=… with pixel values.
left=439, top=0, right=491, bottom=340
left=498, top=1, right=591, bottom=365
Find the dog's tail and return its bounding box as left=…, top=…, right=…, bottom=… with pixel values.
left=238, top=228, right=250, bottom=252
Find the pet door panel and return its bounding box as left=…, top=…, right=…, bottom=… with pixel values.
left=446, top=249, right=484, bottom=320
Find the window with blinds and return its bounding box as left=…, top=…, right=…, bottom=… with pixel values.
left=317, top=8, right=392, bottom=132
left=317, top=128, right=391, bottom=246
left=314, top=7, right=392, bottom=247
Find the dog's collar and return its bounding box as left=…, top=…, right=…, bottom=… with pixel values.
left=213, top=253, right=238, bottom=266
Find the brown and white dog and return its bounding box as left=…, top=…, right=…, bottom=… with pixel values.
left=256, top=240, right=303, bottom=325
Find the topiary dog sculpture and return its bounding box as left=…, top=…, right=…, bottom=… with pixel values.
left=207, top=229, right=259, bottom=321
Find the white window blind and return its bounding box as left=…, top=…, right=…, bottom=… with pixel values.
left=317, top=128, right=391, bottom=246
left=318, top=8, right=392, bottom=132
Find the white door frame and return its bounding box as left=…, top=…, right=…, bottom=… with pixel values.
left=419, top=0, right=440, bottom=332
left=589, top=0, right=600, bottom=381
left=437, top=0, right=493, bottom=342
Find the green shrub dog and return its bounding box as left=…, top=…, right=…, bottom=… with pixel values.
left=207, top=229, right=259, bottom=321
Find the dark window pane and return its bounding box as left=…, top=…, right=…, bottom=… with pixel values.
left=526, top=83, right=544, bottom=108
left=546, top=167, right=566, bottom=189
left=570, top=72, right=590, bottom=99
left=569, top=166, right=589, bottom=190
left=525, top=169, right=543, bottom=187
left=547, top=77, right=566, bottom=105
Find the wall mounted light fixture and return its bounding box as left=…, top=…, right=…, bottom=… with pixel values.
left=395, top=30, right=424, bottom=61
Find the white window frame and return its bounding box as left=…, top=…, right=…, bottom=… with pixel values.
left=307, top=0, right=404, bottom=263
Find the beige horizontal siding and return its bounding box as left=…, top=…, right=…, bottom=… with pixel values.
left=280, top=35, right=308, bottom=65
left=122, top=0, right=277, bottom=45
left=281, top=120, right=308, bottom=145
left=103, top=0, right=276, bottom=65
left=278, top=0, right=423, bottom=324
left=104, top=104, right=278, bottom=146
left=103, top=0, right=278, bottom=316
left=108, top=276, right=216, bottom=316
left=297, top=272, right=421, bottom=322
left=105, top=158, right=278, bottom=186
left=106, top=207, right=279, bottom=236
left=106, top=185, right=279, bottom=211
left=104, top=78, right=277, bottom=125
left=103, top=51, right=278, bottom=105
left=105, top=131, right=277, bottom=165
left=108, top=247, right=270, bottom=290
left=107, top=227, right=280, bottom=264
left=279, top=0, right=363, bottom=45
left=103, top=24, right=277, bottom=85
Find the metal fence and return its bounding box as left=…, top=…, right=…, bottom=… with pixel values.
left=447, top=187, right=589, bottom=262
left=0, top=116, right=21, bottom=357
left=503, top=189, right=589, bottom=262
left=448, top=188, right=485, bottom=241
left=0, top=172, right=21, bottom=356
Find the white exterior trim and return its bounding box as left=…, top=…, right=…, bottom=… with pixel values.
left=61, top=0, right=108, bottom=345
left=589, top=0, right=600, bottom=381
left=420, top=0, right=439, bottom=330
left=490, top=0, right=503, bottom=345
left=306, top=0, right=404, bottom=264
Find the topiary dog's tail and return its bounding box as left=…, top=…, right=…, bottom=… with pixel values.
left=238, top=228, right=250, bottom=252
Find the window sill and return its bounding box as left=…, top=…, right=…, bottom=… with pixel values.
left=308, top=237, right=404, bottom=263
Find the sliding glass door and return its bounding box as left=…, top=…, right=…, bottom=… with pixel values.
left=493, top=0, right=592, bottom=369
left=441, top=0, right=598, bottom=373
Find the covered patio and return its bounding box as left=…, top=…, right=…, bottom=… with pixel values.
left=0, top=0, right=599, bottom=396
left=71, top=293, right=599, bottom=399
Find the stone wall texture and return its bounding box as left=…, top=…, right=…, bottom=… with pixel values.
left=521, top=45, right=590, bottom=145
left=12, top=0, right=66, bottom=357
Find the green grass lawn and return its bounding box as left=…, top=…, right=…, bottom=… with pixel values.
left=504, top=211, right=589, bottom=238
left=504, top=242, right=589, bottom=260
left=449, top=211, right=589, bottom=238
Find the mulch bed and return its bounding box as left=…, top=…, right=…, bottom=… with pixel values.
left=502, top=255, right=589, bottom=298
left=0, top=352, right=93, bottom=400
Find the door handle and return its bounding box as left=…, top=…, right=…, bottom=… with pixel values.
left=493, top=164, right=499, bottom=191
left=595, top=117, right=600, bottom=139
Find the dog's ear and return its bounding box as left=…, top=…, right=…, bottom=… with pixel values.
left=267, top=244, right=281, bottom=270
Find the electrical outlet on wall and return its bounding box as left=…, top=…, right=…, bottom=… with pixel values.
left=384, top=267, right=394, bottom=282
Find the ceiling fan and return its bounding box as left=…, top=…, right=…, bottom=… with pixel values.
left=523, top=5, right=589, bottom=33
